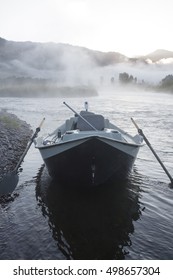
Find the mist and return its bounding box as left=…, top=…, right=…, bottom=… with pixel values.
left=0, top=38, right=173, bottom=97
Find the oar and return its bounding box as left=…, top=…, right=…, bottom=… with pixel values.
left=0, top=118, right=45, bottom=196
left=131, top=117, right=173, bottom=185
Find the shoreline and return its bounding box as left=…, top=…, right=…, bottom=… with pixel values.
left=0, top=110, right=32, bottom=182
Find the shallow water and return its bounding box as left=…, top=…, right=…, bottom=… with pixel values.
left=0, top=89, right=173, bottom=259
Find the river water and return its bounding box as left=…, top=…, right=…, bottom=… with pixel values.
left=0, top=89, right=173, bottom=260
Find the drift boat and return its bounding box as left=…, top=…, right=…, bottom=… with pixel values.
left=35, top=102, right=143, bottom=186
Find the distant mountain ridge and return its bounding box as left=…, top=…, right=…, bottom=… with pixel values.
left=143, top=49, right=173, bottom=62
left=1, top=37, right=173, bottom=62
left=1, top=38, right=173, bottom=78
left=0, top=37, right=127, bottom=70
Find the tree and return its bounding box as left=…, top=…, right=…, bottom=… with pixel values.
left=119, top=72, right=129, bottom=83
left=160, top=75, right=173, bottom=88
left=119, top=72, right=135, bottom=84
left=159, top=75, right=173, bottom=92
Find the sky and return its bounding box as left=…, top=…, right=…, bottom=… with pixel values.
left=1, top=0, right=173, bottom=57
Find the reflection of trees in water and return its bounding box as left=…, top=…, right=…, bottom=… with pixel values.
left=36, top=165, right=143, bottom=260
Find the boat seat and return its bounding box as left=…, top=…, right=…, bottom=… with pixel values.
left=76, top=114, right=105, bottom=131
left=65, top=118, right=75, bottom=131
left=104, top=118, right=110, bottom=128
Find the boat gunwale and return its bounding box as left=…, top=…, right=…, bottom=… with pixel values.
left=36, top=133, right=143, bottom=150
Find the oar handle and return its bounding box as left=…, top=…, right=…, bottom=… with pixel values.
left=31, top=117, right=45, bottom=140
left=39, top=117, right=45, bottom=129
left=131, top=117, right=139, bottom=130
left=131, top=117, right=143, bottom=135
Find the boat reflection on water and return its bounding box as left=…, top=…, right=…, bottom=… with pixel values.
left=36, top=165, right=143, bottom=260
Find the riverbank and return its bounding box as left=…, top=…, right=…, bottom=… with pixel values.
left=0, top=83, right=98, bottom=97
left=0, top=110, right=32, bottom=182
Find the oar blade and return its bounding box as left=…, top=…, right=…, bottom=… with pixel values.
left=0, top=172, right=19, bottom=196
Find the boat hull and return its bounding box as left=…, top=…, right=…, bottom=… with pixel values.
left=38, top=137, right=140, bottom=187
